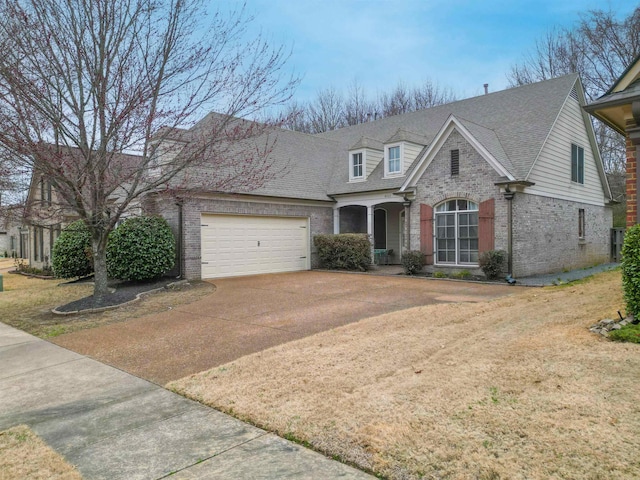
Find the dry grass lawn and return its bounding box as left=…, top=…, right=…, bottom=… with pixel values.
left=0, top=425, right=81, bottom=480
left=169, top=270, right=640, bottom=480
left=0, top=258, right=213, bottom=337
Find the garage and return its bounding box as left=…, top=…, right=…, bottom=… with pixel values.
left=200, top=214, right=310, bottom=279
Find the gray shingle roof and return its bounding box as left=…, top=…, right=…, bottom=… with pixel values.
left=317, top=73, right=579, bottom=195
left=181, top=74, right=579, bottom=202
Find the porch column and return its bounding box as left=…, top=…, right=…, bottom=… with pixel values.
left=367, top=205, right=375, bottom=262
left=333, top=207, right=340, bottom=234
left=403, top=202, right=411, bottom=252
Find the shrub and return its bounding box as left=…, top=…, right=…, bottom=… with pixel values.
left=478, top=250, right=506, bottom=280
left=401, top=250, right=425, bottom=275
left=314, top=234, right=371, bottom=271
left=107, top=216, right=176, bottom=281
left=609, top=323, right=640, bottom=343
left=433, top=271, right=447, bottom=278
left=52, top=220, right=93, bottom=278
left=622, top=225, right=640, bottom=316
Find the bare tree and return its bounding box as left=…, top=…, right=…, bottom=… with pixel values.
left=378, top=82, right=412, bottom=117
left=412, top=79, right=458, bottom=110
left=307, top=87, right=345, bottom=133
left=344, top=79, right=374, bottom=126
left=280, top=100, right=311, bottom=133
left=508, top=7, right=640, bottom=226
left=0, top=0, right=297, bottom=299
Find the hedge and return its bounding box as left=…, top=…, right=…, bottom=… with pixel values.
left=107, top=215, right=176, bottom=281
left=51, top=220, right=93, bottom=278
left=314, top=234, right=371, bottom=271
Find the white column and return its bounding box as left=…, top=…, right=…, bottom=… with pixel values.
left=367, top=205, right=375, bottom=263
left=333, top=207, right=340, bottom=234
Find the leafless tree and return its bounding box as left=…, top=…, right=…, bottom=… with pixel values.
left=307, top=86, right=345, bottom=133
left=280, top=101, right=311, bottom=132
left=378, top=82, right=413, bottom=117
left=344, top=79, right=374, bottom=126
left=0, top=0, right=297, bottom=299
left=508, top=8, right=640, bottom=175
left=412, top=79, right=458, bottom=110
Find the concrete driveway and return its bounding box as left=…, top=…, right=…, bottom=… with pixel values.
left=53, top=271, right=514, bottom=385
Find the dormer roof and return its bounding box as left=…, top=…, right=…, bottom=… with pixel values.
left=349, top=136, right=384, bottom=151
left=384, top=128, right=429, bottom=146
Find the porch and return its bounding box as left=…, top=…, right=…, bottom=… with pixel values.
left=333, top=198, right=409, bottom=265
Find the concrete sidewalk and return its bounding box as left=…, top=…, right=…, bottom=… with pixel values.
left=0, top=322, right=373, bottom=480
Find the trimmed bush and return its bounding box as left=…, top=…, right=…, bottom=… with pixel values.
left=401, top=250, right=425, bottom=275
left=622, top=225, right=640, bottom=316
left=107, top=215, right=175, bottom=281
left=52, top=220, right=93, bottom=278
left=479, top=249, right=506, bottom=280
left=314, top=234, right=371, bottom=271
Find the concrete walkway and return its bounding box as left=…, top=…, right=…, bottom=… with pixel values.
left=0, top=322, right=373, bottom=480
left=515, top=263, right=619, bottom=286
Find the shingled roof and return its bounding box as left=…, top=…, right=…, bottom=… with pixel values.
left=177, top=74, right=582, bottom=202
left=317, top=73, right=580, bottom=196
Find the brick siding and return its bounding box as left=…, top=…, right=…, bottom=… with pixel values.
left=148, top=195, right=333, bottom=280
left=410, top=130, right=612, bottom=277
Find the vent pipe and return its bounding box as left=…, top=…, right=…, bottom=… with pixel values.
left=484, top=83, right=489, bottom=95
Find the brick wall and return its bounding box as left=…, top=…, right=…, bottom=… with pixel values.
left=409, top=130, right=508, bottom=266
left=626, top=134, right=637, bottom=227
left=512, top=194, right=612, bottom=277
left=409, top=129, right=612, bottom=277
left=149, top=195, right=333, bottom=280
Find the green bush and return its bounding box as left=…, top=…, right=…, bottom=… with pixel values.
left=401, top=250, right=425, bottom=275
left=107, top=215, right=175, bottom=281
left=478, top=250, right=506, bottom=280
left=314, top=234, right=371, bottom=271
left=622, top=225, right=640, bottom=316
left=609, top=323, right=640, bottom=343
left=52, top=220, right=93, bottom=278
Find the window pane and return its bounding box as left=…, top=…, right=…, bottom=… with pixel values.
left=447, top=200, right=457, bottom=211
left=457, top=199, right=467, bottom=211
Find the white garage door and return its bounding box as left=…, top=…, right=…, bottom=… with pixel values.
left=200, top=214, right=310, bottom=279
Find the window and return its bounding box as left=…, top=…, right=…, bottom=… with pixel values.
left=40, top=178, right=52, bottom=206
left=451, top=149, right=460, bottom=176
left=351, top=152, right=363, bottom=179
left=571, top=144, right=584, bottom=184
left=387, top=145, right=401, bottom=174
left=578, top=209, right=585, bottom=239
left=435, top=199, right=479, bottom=264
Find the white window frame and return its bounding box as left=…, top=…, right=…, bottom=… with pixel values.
left=385, top=143, right=403, bottom=177
left=349, top=150, right=365, bottom=181
left=434, top=199, right=479, bottom=266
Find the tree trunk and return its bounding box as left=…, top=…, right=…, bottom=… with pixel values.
left=92, top=235, right=109, bottom=301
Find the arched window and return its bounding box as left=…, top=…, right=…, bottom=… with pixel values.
left=435, top=199, right=479, bottom=264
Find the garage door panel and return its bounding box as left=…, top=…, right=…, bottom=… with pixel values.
left=201, top=214, right=309, bottom=279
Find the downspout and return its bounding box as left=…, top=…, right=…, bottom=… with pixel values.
left=176, top=199, right=183, bottom=279
left=503, top=187, right=515, bottom=276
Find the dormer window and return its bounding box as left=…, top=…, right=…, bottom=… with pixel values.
left=352, top=152, right=363, bottom=179
left=386, top=145, right=402, bottom=176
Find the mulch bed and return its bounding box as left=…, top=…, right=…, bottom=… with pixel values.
left=55, top=276, right=183, bottom=313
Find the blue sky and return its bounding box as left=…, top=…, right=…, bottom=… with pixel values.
left=236, top=0, right=638, bottom=103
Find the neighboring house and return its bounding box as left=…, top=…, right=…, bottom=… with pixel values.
left=23, top=150, right=142, bottom=270
left=585, top=53, right=640, bottom=228
left=145, top=74, right=613, bottom=280
left=0, top=216, right=22, bottom=258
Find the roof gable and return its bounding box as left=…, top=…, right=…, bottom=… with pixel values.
left=400, top=115, right=515, bottom=193
left=321, top=74, right=579, bottom=195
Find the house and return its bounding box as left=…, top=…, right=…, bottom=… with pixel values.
left=585, top=53, right=640, bottom=227
left=22, top=149, right=142, bottom=271
left=144, top=73, right=613, bottom=280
